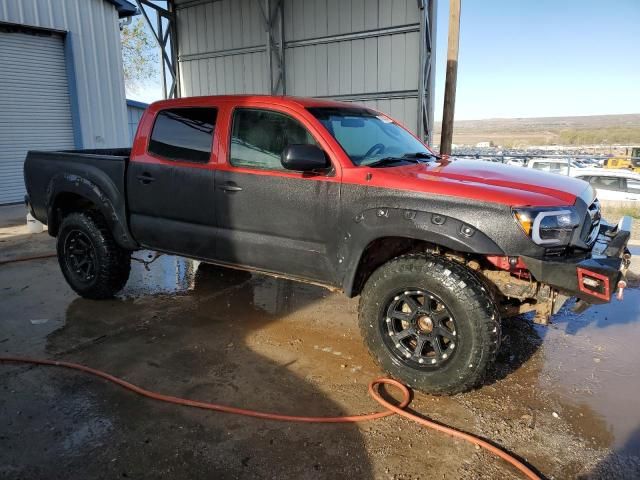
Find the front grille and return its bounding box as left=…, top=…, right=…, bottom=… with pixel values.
left=580, top=198, right=601, bottom=245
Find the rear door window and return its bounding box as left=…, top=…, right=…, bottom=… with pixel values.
left=148, top=108, right=217, bottom=163
left=229, top=108, right=317, bottom=171
left=589, top=176, right=623, bottom=191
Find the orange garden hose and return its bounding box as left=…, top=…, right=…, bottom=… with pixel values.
left=0, top=356, right=540, bottom=479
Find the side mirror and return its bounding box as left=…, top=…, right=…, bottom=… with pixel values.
left=281, top=144, right=329, bottom=172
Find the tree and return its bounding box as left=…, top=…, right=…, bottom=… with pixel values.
left=120, top=17, right=158, bottom=92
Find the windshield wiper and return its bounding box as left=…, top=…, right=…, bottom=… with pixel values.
left=365, top=156, right=423, bottom=168
left=403, top=151, right=441, bottom=160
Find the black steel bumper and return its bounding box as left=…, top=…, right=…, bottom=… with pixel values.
left=522, top=216, right=633, bottom=304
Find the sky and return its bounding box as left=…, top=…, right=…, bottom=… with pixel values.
left=434, top=0, right=640, bottom=120
left=128, top=0, right=640, bottom=121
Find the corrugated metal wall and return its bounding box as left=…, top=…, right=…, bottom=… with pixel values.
left=0, top=0, right=130, bottom=148
left=175, top=0, right=422, bottom=133
left=283, top=0, right=421, bottom=132
left=176, top=0, right=268, bottom=96
left=126, top=102, right=146, bottom=143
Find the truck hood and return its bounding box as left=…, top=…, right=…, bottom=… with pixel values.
left=365, top=158, right=594, bottom=207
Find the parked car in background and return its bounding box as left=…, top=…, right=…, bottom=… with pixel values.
left=527, top=158, right=586, bottom=175
left=571, top=169, right=640, bottom=201
left=580, top=158, right=604, bottom=168
left=506, top=158, right=526, bottom=167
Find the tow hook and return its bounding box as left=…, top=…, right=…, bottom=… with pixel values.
left=617, top=249, right=631, bottom=301
left=616, top=280, right=627, bottom=301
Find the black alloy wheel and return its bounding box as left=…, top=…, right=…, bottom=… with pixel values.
left=382, top=289, right=458, bottom=369
left=63, top=229, right=98, bottom=284
left=358, top=254, right=501, bottom=395
left=57, top=212, right=131, bottom=299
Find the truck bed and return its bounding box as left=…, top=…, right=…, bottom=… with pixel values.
left=24, top=148, right=135, bottom=248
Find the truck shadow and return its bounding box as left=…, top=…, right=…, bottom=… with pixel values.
left=484, top=314, right=543, bottom=387
left=32, top=261, right=374, bottom=479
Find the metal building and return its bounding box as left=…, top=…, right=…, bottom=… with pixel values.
left=126, top=99, right=149, bottom=143
left=137, top=0, right=436, bottom=139
left=0, top=0, right=137, bottom=204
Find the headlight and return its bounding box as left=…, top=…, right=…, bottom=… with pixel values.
left=512, top=207, right=580, bottom=245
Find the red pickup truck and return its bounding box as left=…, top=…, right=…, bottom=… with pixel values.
left=24, top=95, right=632, bottom=394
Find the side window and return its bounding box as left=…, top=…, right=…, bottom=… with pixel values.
left=532, top=162, right=549, bottom=171
left=590, top=176, right=622, bottom=190
left=626, top=179, right=640, bottom=194
left=148, top=108, right=217, bottom=163
left=230, top=108, right=317, bottom=170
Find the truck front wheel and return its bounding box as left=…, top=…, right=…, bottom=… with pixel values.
left=358, top=254, right=500, bottom=395
left=57, top=212, right=131, bottom=299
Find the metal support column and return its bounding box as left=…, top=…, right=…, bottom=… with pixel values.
left=134, top=0, right=180, bottom=98
left=417, top=0, right=437, bottom=144
left=258, top=0, right=286, bottom=95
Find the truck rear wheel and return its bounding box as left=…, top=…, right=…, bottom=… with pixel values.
left=358, top=254, right=500, bottom=395
left=57, top=212, right=131, bottom=299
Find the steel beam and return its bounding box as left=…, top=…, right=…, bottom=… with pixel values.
left=285, top=24, right=420, bottom=48
left=417, top=0, right=437, bottom=144
left=134, top=0, right=180, bottom=98
left=258, top=0, right=285, bottom=95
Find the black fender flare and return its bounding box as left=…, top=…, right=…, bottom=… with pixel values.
left=46, top=173, right=138, bottom=250
left=340, top=207, right=504, bottom=296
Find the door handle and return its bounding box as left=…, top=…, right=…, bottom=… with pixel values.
left=136, top=173, right=155, bottom=184
left=220, top=182, right=243, bottom=192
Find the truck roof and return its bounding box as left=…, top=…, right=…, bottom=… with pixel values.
left=149, top=94, right=360, bottom=110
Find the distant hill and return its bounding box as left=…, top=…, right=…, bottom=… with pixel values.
left=432, top=114, right=640, bottom=147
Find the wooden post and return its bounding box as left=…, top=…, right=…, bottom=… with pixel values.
left=440, top=0, right=461, bottom=155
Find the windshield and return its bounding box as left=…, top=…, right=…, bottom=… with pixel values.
left=307, top=107, right=431, bottom=166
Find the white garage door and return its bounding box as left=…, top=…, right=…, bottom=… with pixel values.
left=0, top=29, right=75, bottom=204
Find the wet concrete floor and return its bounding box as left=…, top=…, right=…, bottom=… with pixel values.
left=1, top=225, right=640, bottom=479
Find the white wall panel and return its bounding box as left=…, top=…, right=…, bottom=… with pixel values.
left=177, top=0, right=269, bottom=97
left=283, top=0, right=419, bottom=41
left=284, top=31, right=419, bottom=98
left=176, top=0, right=422, bottom=132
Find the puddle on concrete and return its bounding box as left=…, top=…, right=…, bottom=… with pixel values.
left=117, top=248, right=640, bottom=457
left=521, top=247, right=640, bottom=455
left=124, top=251, right=199, bottom=296
left=537, top=286, right=640, bottom=455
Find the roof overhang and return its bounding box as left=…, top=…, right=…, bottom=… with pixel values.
left=104, top=0, right=138, bottom=18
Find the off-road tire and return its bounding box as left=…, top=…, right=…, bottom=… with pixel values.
left=358, top=254, right=501, bottom=395
left=57, top=212, right=131, bottom=299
